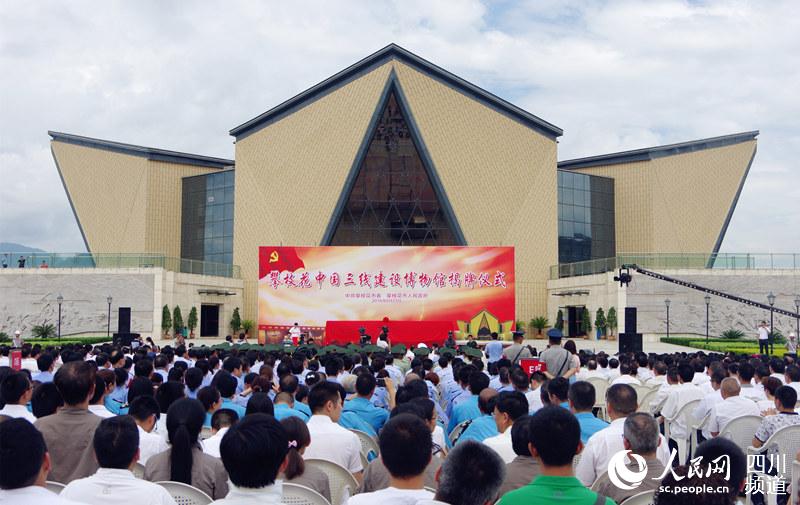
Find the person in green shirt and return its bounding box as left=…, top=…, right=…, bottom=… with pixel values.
left=497, top=406, right=615, bottom=505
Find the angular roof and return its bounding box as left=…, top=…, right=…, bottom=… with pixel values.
left=557, top=131, right=759, bottom=170
left=48, top=131, right=234, bottom=169
left=229, top=43, right=563, bottom=141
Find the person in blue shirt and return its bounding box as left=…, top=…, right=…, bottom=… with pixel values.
left=448, top=371, right=489, bottom=434
left=215, top=371, right=247, bottom=419
left=198, top=385, right=222, bottom=427
left=273, top=392, right=308, bottom=421
left=279, top=374, right=312, bottom=418
left=568, top=380, right=609, bottom=443
left=32, top=353, right=55, bottom=384
left=485, top=332, right=504, bottom=364
left=547, top=377, right=571, bottom=410
left=445, top=365, right=477, bottom=419
left=457, top=388, right=499, bottom=444
left=184, top=367, right=204, bottom=400
left=343, top=373, right=390, bottom=433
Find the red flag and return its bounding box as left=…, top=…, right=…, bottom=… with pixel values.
left=259, top=247, right=306, bottom=278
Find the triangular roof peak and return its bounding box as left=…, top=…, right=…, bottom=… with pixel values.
left=229, top=43, right=563, bottom=141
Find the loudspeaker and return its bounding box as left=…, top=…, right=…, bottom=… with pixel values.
left=118, top=307, right=131, bottom=334
left=112, top=332, right=139, bottom=347
left=619, top=333, right=643, bottom=353
left=624, top=307, right=637, bottom=334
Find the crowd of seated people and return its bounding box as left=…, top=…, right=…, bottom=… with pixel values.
left=2, top=335, right=800, bottom=505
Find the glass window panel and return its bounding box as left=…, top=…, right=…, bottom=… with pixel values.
left=563, top=204, right=574, bottom=221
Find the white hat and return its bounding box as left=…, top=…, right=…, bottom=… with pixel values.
left=417, top=343, right=428, bottom=348
left=14, top=330, right=20, bottom=335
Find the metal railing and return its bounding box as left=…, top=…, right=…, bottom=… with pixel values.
left=550, top=253, right=800, bottom=279
left=0, top=252, right=241, bottom=279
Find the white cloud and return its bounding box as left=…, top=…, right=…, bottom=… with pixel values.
left=0, top=0, right=798, bottom=254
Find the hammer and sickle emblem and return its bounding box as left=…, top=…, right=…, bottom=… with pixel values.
left=269, top=251, right=279, bottom=263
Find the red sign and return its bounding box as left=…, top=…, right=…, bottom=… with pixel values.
left=10, top=350, right=22, bottom=371
left=520, top=358, right=547, bottom=376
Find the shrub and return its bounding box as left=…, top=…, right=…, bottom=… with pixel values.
left=555, top=310, right=564, bottom=331
left=607, top=307, right=618, bottom=335
left=161, top=305, right=172, bottom=336
left=720, top=329, right=745, bottom=339
left=31, top=323, right=56, bottom=339
left=187, top=307, right=198, bottom=336
left=242, top=319, right=255, bottom=335
left=172, top=306, right=183, bottom=336
left=581, top=307, right=592, bottom=335
left=230, top=307, right=242, bottom=334
left=0, top=332, right=9, bottom=343
left=595, top=308, right=606, bottom=336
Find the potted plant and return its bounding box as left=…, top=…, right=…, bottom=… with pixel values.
left=607, top=307, right=618, bottom=340
left=172, top=306, right=183, bottom=338
left=581, top=307, right=592, bottom=338
left=242, top=319, right=255, bottom=339
left=187, top=307, right=198, bottom=339
left=594, top=308, right=607, bottom=340
left=31, top=322, right=56, bottom=339
left=555, top=309, right=564, bottom=332
left=230, top=307, right=242, bottom=335
left=529, top=316, right=548, bottom=336
left=161, top=305, right=172, bottom=338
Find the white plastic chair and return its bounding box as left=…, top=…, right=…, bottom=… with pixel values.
left=620, top=489, right=655, bottom=505
left=132, top=461, right=146, bottom=479
left=663, top=398, right=701, bottom=465
left=745, top=425, right=800, bottom=505
left=689, top=411, right=711, bottom=458
left=45, top=481, right=66, bottom=493
left=304, top=459, right=358, bottom=505
left=156, top=481, right=213, bottom=505
left=448, top=419, right=472, bottom=445
left=282, top=482, right=333, bottom=505
left=790, top=460, right=799, bottom=505
left=349, top=429, right=379, bottom=461
left=587, top=377, right=609, bottom=420
left=636, top=388, right=658, bottom=414
left=718, top=415, right=763, bottom=452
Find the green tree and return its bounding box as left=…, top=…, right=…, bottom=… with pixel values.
left=172, top=306, right=183, bottom=336
left=161, top=305, right=172, bottom=337
left=230, top=307, right=242, bottom=334
left=607, top=307, right=618, bottom=336
left=595, top=308, right=607, bottom=336
left=529, top=316, right=549, bottom=336
left=581, top=307, right=592, bottom=335
left=242, top=319, right=255, bottom=336
left=555, top=309, right=564, bottom=331
left=187, top=307, right=198, bottom=338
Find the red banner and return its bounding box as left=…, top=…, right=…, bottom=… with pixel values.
left=258, top=246, right=515, bottom=343
left=520, top=358, right=547, bottom=376
left=10, top=350, right=22, bottom=371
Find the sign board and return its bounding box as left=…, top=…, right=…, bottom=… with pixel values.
left=257, top=246, right=515, bottom=341
left=10, top=350, right=22, bottom=371
left=519, top=358, right=547, bottom=376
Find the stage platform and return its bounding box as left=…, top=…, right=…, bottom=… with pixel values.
left=323, top=320, right=455, bottom=346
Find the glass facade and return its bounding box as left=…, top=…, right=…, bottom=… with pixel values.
left=557, top=170, right=615, bottom=263
left=328, top=92, right=460, bottom=246
left=181, top=170, right=235, bottom=264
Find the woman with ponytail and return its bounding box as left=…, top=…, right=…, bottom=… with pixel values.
left=279, top=416, right=331, bottom=502
left=143, top=398, right=229, bottom=499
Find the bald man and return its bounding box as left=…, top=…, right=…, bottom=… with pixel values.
left=709, top=377, right=761, bottom=436
left=457, top=388, right=499, bottom=443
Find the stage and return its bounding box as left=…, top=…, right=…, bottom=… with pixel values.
left=323, top=320, right=455, bottom=346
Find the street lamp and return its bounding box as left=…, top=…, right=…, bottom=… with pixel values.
left=665, top=299, right=671, bottom=339
left=56, top=294, right=63, bottom=341
left=107, top=295, right=113, bottom=338
left=768, top=291, right=776, bottom=354
left=704, top=294, right=711, bottom=344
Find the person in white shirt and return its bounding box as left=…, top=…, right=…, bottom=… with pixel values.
left=575, top=383, right=671, bottom=486
left=757, top=320, right=770, bottom=355
left=737, top=363, right=766, bottom=402
left=345, top=413, right=434, bottom=505
left=576, top=360, right=606, bottom=381
left=303, top=381, right=363, bottom=480
left=0, top=418, right=85, bottom=505
left=610, top=363, right=641, bottom=386
left=768, top=360, right=786, bottom=384
left=203, top=408, right=239, bottom=459
left=650, top=367, right=680, bottom=414
left=757, top=376, right=783, bottom=414
left=61, top=416, right=176, bottom=505
left=11, top=329, right=23, bottom=348
left=636, top=356, right=654, bottom=382
left=210, top=413, right=288, bottom=505
left=659, top=364, right=704, bottom=445
left=88, top=375, right=116, bottom=418
left=420, top=439, right=506, bottom=505
left=0, top=371, right=36, bottom=422
left=691, top=361, right=710, bottom=389
left=693, top=369, right=726, bottom=440
left=483, top=391, right=529, bottom=463
left=606, top=358, right=621, bottom=381
left=129, top=396, right=169, bottom=465
left=20, top=348, right=38, bottom=373
left=645, top=362, right=668, bottom=389
left=784, top=364, right=800, bottom=396
left=708, top=378, right=761, bottom=436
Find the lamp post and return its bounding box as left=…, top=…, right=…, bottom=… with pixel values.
left=704, top=294, right=711, bottom=344
left=107, top=295, right=113, bottom=338
left=665, top=299, right=671, bottom=339
left=56, top=294, right=63, bottom=341
left=768, top=291, right=776, bottom=354
left=794, top=294, right=800, bottom=338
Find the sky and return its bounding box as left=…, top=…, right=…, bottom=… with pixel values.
left=1, top=0, right=798, bottom=254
